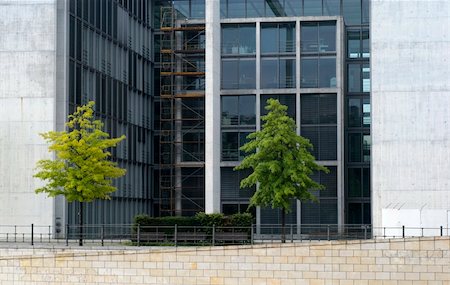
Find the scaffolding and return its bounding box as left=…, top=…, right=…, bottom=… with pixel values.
left=159, top=5, right=206, bottom=216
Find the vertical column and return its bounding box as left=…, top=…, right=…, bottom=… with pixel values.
left=295, top=19, right=302, bottom=231
left=336, top=18, right=345, bottom=227
left=205, top=0, right=221, bottom=213
left=255, top=21, right=261, bottom=231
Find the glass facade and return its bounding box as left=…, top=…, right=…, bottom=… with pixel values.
left=68, top=0, right=154, bottom=225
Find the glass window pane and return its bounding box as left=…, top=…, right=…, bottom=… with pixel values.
left=363, top=203, right=371, bottom=224
left=348, top=203, right=362, bottom=224
left=301, top=95, right=319, bottom=124
left=320, top=126, right=337, bottom=160
left=221, top=96, right=239, bottom=126
left=228, top=0, right=245, bottom=18
left=362, top=29, right=370, bottom=58
left=279, top=23, right=296, bottom=53
left=221, top=0, right=227, bottom=18
left=348, top=98, right=361, bottom=127
left=362, top=0, right=370, bottom=24
left=319, top=22, right=336, bottom=52
left=239, top=132, right=251, bottom=160
left=191, top=0, right=205, bottom=19
left=348, top=30, right=361, bottom=58
left=239, top=25, right=256, bottom=54
left=279, top=58, right=296, bottom=88
left=239, top=59, right=256, bottom=89
left=343, top=0, right=361, bottom=25
left=247, top=0, right=265, bottom=17
left=239, top=96, right=256, bottom=125
left=223, top=204, right=239, bottom=215
left=348, top=64, right=361, bottom=93
left=265, top=0, right=287, bottom=17
left=261, top=59, right=278, bottom=89
left=319, top=57, right=336, bottom=88
left=284, top=0, right=302, bottom=16
left=304, top=0, right=322, bottom=16
left=363, top=134, right=371, bottom=162
left=348, top=168, right=362, bottom=197
left=222, top=132, right=239, bottom=161
left=279, top=95, right=296, bottom=119
left=323, top=0, right=340, bottom=16
left=319, top=94, right=337, bottom=124
left=301, top=23, right=318, bottom=52
left=349, top=133, right=361, bottom=162
left=261, top=24, right=278, bottom=53
left=301, top=58, right=318, bottom=88
left=363, top=168, right=370, bottom=197
left=174, top=0, right=189, bottom=18
left=222, top=25, right=239, bottom=54
left=362, top=64, right=370, bottom=92
left=222, top=59, right=239, bottom=89
left=363, top=99, right=371, bottom=127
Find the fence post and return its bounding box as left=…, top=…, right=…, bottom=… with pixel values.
left=327, top=225, right=330, bottom=241
left=137, top=224, right=141, bottom=247
left=174, top=224, right=178, bottom=247
left=212, top=225, right=215, bottom=246
left=441, top=226, right=443, bottom=237
left=251, top=225, right=254, bottom=245
left=31, top=224, right=34, bottom=246
left=14, top=225, right=17, bottom=242
left=364, top=225, right=368, bottom=240
left=65, top=224, right=69, bottom=246
left=290, top=224, right=294, bottom=243
left=402, top=225, right=405, bottom=238
left=48, top=225, right=51, bottom=242
left=101, top=225, right=104, bottom=247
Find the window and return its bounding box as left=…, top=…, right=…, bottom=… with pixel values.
left=348, top=133, right=370, bottom=163
left=348, top=203, right=371, bottom=224
left=348, top=167, right=370, bottom=198
left=221, top=58, right=256, bottom=89
left=348, top=63, right=370, bottom=93
left=301, top=94, right=337, bottom=160
left=261, top=58, right=296, bottom=89
left=348, top=97, right=370, bottom=127
left=323, top=0, right=340, bottom=16
left=301, top=57, right=336, bottom=88
left=343, top=0, right=361, bottom=25
left=221, top=168, right=255, bottom=200
left=304, top=0, right=322, bottom=16
left=261, top=23, right=295, bottom=54
left=222, top=24, right=256, bottom=55
left=301, top=22, right=336, bottom=53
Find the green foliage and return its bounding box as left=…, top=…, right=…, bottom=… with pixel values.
left=195, top=212, right=225, bottom=227
left=228, top=213, right=253, bottom=228
left=235, top=98, right=329, bottom=214
left=34, top=101, right=126, bottom=202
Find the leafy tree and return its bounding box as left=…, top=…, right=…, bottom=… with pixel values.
left=34, top=101, right=126, bottom=245
left=235, top=99, right=328, bottom=242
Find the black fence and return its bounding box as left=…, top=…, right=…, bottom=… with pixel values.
left=0, top=224, right=449, bottom=247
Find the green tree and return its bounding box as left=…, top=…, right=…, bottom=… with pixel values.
left=235, top=99, right=328, bottom=242
left=34, top=101, right=126, bottom=245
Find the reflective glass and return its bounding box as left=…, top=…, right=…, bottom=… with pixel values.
left=239, top=25, right=256, bottom=54
left=265, top=0, right=287, bottom=17
left=348, top=203, right=362, bottom=224
left=239, top=59, right=256, bottom=89
left=319, top=23, right=336, bottom=52
left=347, top=30, right=360, bottom=58
left=191, top=0, right=205, bottom=18
left=279, top=58, right=296, bottom=88
left=363, top=134, right=371, bottom=162
left=279, top=23, right=296, bottom=53
left=261, top=95, right=296, bottom=119
left=304, top=0, right=322, bottom=16
left=247, top=0, right=265, bottom=17
left=222, top=25, right=239, bottom=54
left=239, top=96, right=256, bottom=125
left=348, top=98, right=361, bottom=127
left=343, top=0, right=361, bottom=25
left=319, top=57, right=336, bottom=88
left=363, top=168, right=370, bottom=197
left=363, top=203, right=371, bottom=224
left=362, top=29, right=370, bottom=58
left=261, top=59, right=278, bottom=89
left=301, top=58, right=318, bottom=88
left=174, top=0, right=189, bottom=18
left=319, top=94, right=337, bottom=124
left=284, top=0, right=302, bottom=16
left=362, top=0, right=370, bottom=24
left=363, top=99, right=370, bottom=127
left=222, top=59, right=238, bottom=89
left=221, top=96, right=239, bottom=126
left=228, top=0, right=245, bottom=18
left=221, top=0, right=227, bottom=18
left=362, top=64, right=370, bottom=92
left=348, top=168, right=362, bottom=197
left=239, top=132, right=251, bottom=159
left=261, top=24, right=278, bottom=53
left=222, top=132, right=238, bottom=161
left=301, top=23, right=318, bottom=52
left=323, top=0, right=340, bottom=16
left=348, top=64, right=361, bottom=93
left=348, top=133, right=361, bottom=162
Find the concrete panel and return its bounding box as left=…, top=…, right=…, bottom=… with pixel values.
left=372, top=0, right=450, bottom=233
left=0, top=0, right=56, bottom=226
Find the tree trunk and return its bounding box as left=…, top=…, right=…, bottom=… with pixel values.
left=281, top=208, right=286, bottom=243
left=79, top=201, right=83, bottom=246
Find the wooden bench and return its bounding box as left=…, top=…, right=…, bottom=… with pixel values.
left=136, top=232, right=166, bottom=242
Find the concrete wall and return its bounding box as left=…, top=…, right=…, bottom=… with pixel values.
left=371, top=1, right=450, bottom=232
left=1, top=237, right=450, bottom=284
left=0, top=0, right=57, bottom=226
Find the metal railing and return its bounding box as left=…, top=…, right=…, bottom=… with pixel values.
left=0, top=224, right=449, bottom=247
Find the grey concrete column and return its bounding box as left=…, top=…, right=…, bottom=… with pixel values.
left=296, top=19, right=302, bottom=230
left=205, top=0, right=221, bottom=213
